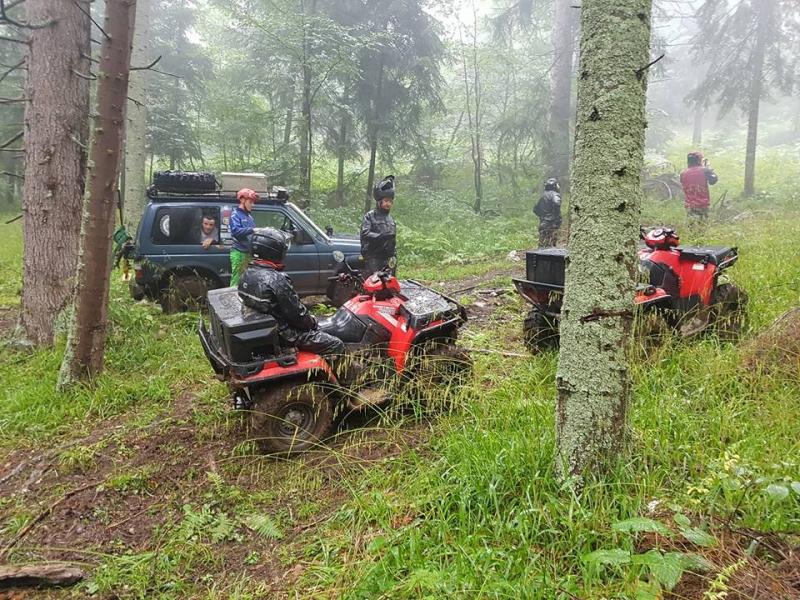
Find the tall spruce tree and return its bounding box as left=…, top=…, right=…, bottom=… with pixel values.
left=690, top=0, right=798, bottom=197
left=19, top=0, right=90, bottom=347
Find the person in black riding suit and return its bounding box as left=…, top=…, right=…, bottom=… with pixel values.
left=238, top=228, right=345, bottom=359
left=360, top=175, right=397, bottom=275
left=534, top=178, right=562, bottom=247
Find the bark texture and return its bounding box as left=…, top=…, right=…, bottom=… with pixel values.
left=555, top=0, right=652, bottom=478
left=546, top=0, right=577, bottom=190
left=20, top=0, right=90, bottom=346
left=123, top=0, right=151, bottom=229
left=59, top=0, right=136, bottom=386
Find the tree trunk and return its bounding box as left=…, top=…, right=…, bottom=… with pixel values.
left=743, top=0, right=770, bottom=198
left=298, top=0, right=317, bottom=200
left=282, top=76, right=296, bottom=148
left=460, top=5, right=483, bottom=214
left=334, top=86, right=350, bottom=208
left=364, top=55, right=385, bottom=214
left=123, top=0, right=151, bottom=230
left=555, top=0, right=652, bottom=479
left=20, top=0, right=90, bottom=346
left=365, top=134, right=378, bottom=214
left=471, top=1, right=483, bottom=215
left=547, top=0, right=577, bottom=191
left=691, top=104, right=703, bottom=147
left=58, top=0, right=136, bottom=387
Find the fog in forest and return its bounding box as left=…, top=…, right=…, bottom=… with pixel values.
left=2, top=0, right=798, bottom=214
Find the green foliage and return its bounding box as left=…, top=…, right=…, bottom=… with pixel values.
left=242, top=513, right=283, bottom=540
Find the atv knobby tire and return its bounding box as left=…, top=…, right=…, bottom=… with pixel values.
left=249, top=382, right=333, bottom=455
left=523, top=310, right=559, bottom=353
left=714, top=283, right=748, bottom=341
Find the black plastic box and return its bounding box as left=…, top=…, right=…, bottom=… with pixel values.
left=207, top=288, right=281, bottom=363
left=525, top=248, right=568, bottom=287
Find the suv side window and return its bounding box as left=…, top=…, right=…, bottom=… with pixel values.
left=152, top=206, right=220, bottom=246
left=253, top=209, right=314, bottom=245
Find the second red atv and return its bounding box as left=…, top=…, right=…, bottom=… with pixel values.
left=513, top=227, right=748, bottom=351
left=199, top=255, right=470, bottom=454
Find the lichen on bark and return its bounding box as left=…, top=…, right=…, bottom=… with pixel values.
left=555, top=0, right=653, bottom=480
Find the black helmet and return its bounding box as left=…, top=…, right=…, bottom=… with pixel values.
left=251, top=227, right=290, bottom=262
left=544, top=178, right=560, bottom=192
left=372, top=175, right=395, bottom=203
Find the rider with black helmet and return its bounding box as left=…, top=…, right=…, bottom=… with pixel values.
left=238, top=228, right=344, bottom=358
left=360, top=175, right=397, bottom=275
left=533, top=178, right=562, bottom=247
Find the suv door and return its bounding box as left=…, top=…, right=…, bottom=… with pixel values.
left=252, top=207, right=321, bottom=294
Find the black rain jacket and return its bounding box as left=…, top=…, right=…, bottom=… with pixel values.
left=360, top=207, right=396, bottom=260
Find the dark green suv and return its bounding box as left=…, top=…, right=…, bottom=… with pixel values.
left=129, top=189, right=362, bottom=311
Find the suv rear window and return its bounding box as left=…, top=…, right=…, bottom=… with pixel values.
left=152, top=207, right=220, bottom=245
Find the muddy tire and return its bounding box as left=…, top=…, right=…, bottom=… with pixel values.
left=327, top=279, right=359, bottom=308
left=159, top=272, right=213, bottom=313
left=523, top=310, right=559, bottom=353
left=414, top=342, right=473, bottom=387
left=248, top=383, right=334, bottom=455
left=714, top=283, right=748, bottom=341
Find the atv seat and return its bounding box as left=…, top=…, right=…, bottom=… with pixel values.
left=678, top=246, right=736, bottom=266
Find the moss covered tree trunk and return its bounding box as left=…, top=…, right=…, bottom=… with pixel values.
left=555, top=0, right=652, bottom=479
left=58, top=0, right=136, bottom=387
left=20, top=0, right=90, bottom=346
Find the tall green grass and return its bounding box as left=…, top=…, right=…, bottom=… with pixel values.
left=292, top=213, right=800, bottom=598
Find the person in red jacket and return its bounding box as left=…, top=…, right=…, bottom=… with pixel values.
left=680, top=151, right=718, bottom=220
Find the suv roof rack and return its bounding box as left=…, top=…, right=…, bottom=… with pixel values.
left=146, top=186, right=290, bottom=204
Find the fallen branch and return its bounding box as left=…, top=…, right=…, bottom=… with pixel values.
left=0, top=480, right=101, bottom=559
left=3, top=214, right=21, bottom=225
left=0, top=96, right=25, bottom=103
left=450, top=284, right=479, bottom=296
left=0, top=564, right=84, bottom=590
left=1, top=171, right=23, bottom=180
left=476, top=288, right=512, bottom=296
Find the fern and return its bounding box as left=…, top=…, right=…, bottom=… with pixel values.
left=243, top=513, right=284, bottom=540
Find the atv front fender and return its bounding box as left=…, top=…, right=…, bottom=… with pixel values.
left=635, top=286, right=670, bottom=307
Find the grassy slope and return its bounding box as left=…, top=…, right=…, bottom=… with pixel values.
left=0, top=190, right=798, bottom=598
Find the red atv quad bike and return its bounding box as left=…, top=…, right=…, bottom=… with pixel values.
left=512, top=227, right=748, bottom=352
left=199, top=254, right=470, bottom=454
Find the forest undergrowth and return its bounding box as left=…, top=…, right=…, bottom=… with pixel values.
left=0, top=188, right=798, bottom=598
